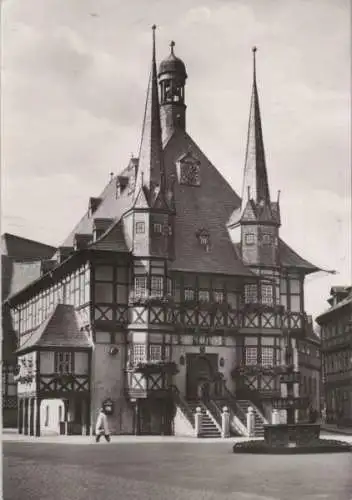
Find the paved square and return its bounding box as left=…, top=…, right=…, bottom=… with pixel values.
left=3, top=438, right=352, bottom=500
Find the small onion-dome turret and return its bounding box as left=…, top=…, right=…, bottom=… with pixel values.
left=158, top=41, right=187, bottom=80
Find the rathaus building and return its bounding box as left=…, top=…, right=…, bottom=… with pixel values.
left=5, top=29, right=321, bottom=437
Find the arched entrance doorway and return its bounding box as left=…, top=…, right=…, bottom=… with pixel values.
left=186, top=353, right=218, bottom=400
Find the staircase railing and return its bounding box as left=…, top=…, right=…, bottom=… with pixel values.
left=203, top=399, right=222, bottom=428
left=211, top=397, right=249, bottom=437
left=236, top=387, right=268, bottom=424
left=201, top=401, right=222, bottom=433
left=170, top=385, right=195, bottom=427
left=221, top=382, right=247, bottom=425
left=236, top=387, right=265, bottom=415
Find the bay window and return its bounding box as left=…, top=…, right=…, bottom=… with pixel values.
left=133, top=344, right=146, bottom=365
left=261, top=284, right=273, bottom=305
left=245, top=284, right=258, bottom=304
left=134, top=277, right=147, bottom=298
left=151, top=276, right=163, bottom=297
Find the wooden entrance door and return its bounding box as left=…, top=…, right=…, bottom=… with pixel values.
left=186, top=354, right=218, bottom=400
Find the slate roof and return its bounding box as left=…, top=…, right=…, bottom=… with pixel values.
left=164, top=130, right=254, bottom=276
left=241, top=49, right=271, bottom=213
left=134, top=28, right=166, bottom=207
left=58, top=127, right=317, bottom=278
left=232, top=237, right=317, bottom=275
left=61, top=161, right=135, bottom=248
left=278, top=240, right=318, bottom=273
left=316, top=290, right=352, bottom=323
left=90, top=220, right=129, bottom=253
left=1, top=234, right=57, bottom=300
left=54, top=49, right=317, bottom=280
left=1, top=233, right=55, bottom=260
left=16, top=304, right=93, bottom=354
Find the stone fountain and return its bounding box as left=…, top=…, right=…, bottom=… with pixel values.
left=233, top=332, right=351, bottom=454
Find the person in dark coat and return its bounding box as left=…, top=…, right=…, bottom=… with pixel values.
left=309, top=405, right=318, bottom=423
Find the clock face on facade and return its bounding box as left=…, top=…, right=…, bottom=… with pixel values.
left=180, top=158, right=201, bottom=186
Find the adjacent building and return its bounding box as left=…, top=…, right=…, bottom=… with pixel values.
left=4, top=31, right=322, bottom=437
left=297, top=316, right=321, bottom=417
left=2, top=233, right=56, bottom=427
left=317, top=286, right=352, bottom=426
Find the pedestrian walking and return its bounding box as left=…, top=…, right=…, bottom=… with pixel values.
left=308, top=405, right=318, bottom=424
left=95, top=408, right=111, bottom=442
left=321, top=406, right=327, bottom=424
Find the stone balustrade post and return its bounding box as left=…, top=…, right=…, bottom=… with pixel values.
left=272, top=409, right=280, bottom=425
left=247, top=406, right=255, bottom=437
left=221, top=406, right=230, bottom=438
left=194, top=407, right=202, bottom=437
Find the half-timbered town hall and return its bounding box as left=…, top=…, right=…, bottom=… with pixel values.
left=5, top=28, right=320, bottom=437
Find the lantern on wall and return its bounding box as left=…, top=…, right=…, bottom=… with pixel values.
left=109, top=345, right=119, bottom=356
left=219, top=357, right=225, bottom=368
left=179, top=355, right=185, bottom=366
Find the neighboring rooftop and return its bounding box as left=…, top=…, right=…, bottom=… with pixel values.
left=316, top=286, right=352, bottom=323
left=1, top=233, right=56, bottom=260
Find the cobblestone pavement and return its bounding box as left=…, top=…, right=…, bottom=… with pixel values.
left=3, top=437, right=352, bottom=500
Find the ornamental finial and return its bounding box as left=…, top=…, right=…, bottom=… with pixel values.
left=252, top=46, right=257, bottom=80
left=170, top=40, right=175, bottom=55
left=152, top=25, right=157, bottom=61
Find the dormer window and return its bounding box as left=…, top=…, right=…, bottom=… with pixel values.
left=93, top=229, right=104, bottom=241
left=196, top=229, right=210, bottom=251
left=245, top=233, right=255, bottom=245
left=116, top=176, right=129, bottom=198
left=128, top=175, right=135, bottom=195
left=88, top=197, right=102, bottom=218
left=177, top=152, right=201, bottom=186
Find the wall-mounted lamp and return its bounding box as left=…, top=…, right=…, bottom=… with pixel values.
left=219, top=357, right=225, bottom=368
left=109, top=346, right=119, bottom=356
left=179, top=355, right=185, bottom=366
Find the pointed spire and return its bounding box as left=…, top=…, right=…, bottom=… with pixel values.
left=241, top=47, right=271, bottom=214
left=134, top=25, right=165, bottom=205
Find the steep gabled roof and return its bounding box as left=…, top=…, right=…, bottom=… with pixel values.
left=61, top=163, right=135, bottom=248
left=16, top=304, right=93, bottom=354
left=164, top=130, right=254, bottom=276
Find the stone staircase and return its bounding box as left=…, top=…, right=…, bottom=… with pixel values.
left=187, top=401, right=222, bottom=438
left=236, top=399, right=265, bottom=437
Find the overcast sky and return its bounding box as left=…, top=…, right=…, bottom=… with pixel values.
left=2, top=0, right=351, bottom=321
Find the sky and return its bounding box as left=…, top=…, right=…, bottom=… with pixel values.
left=1, top=0, right=351, bottom=322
